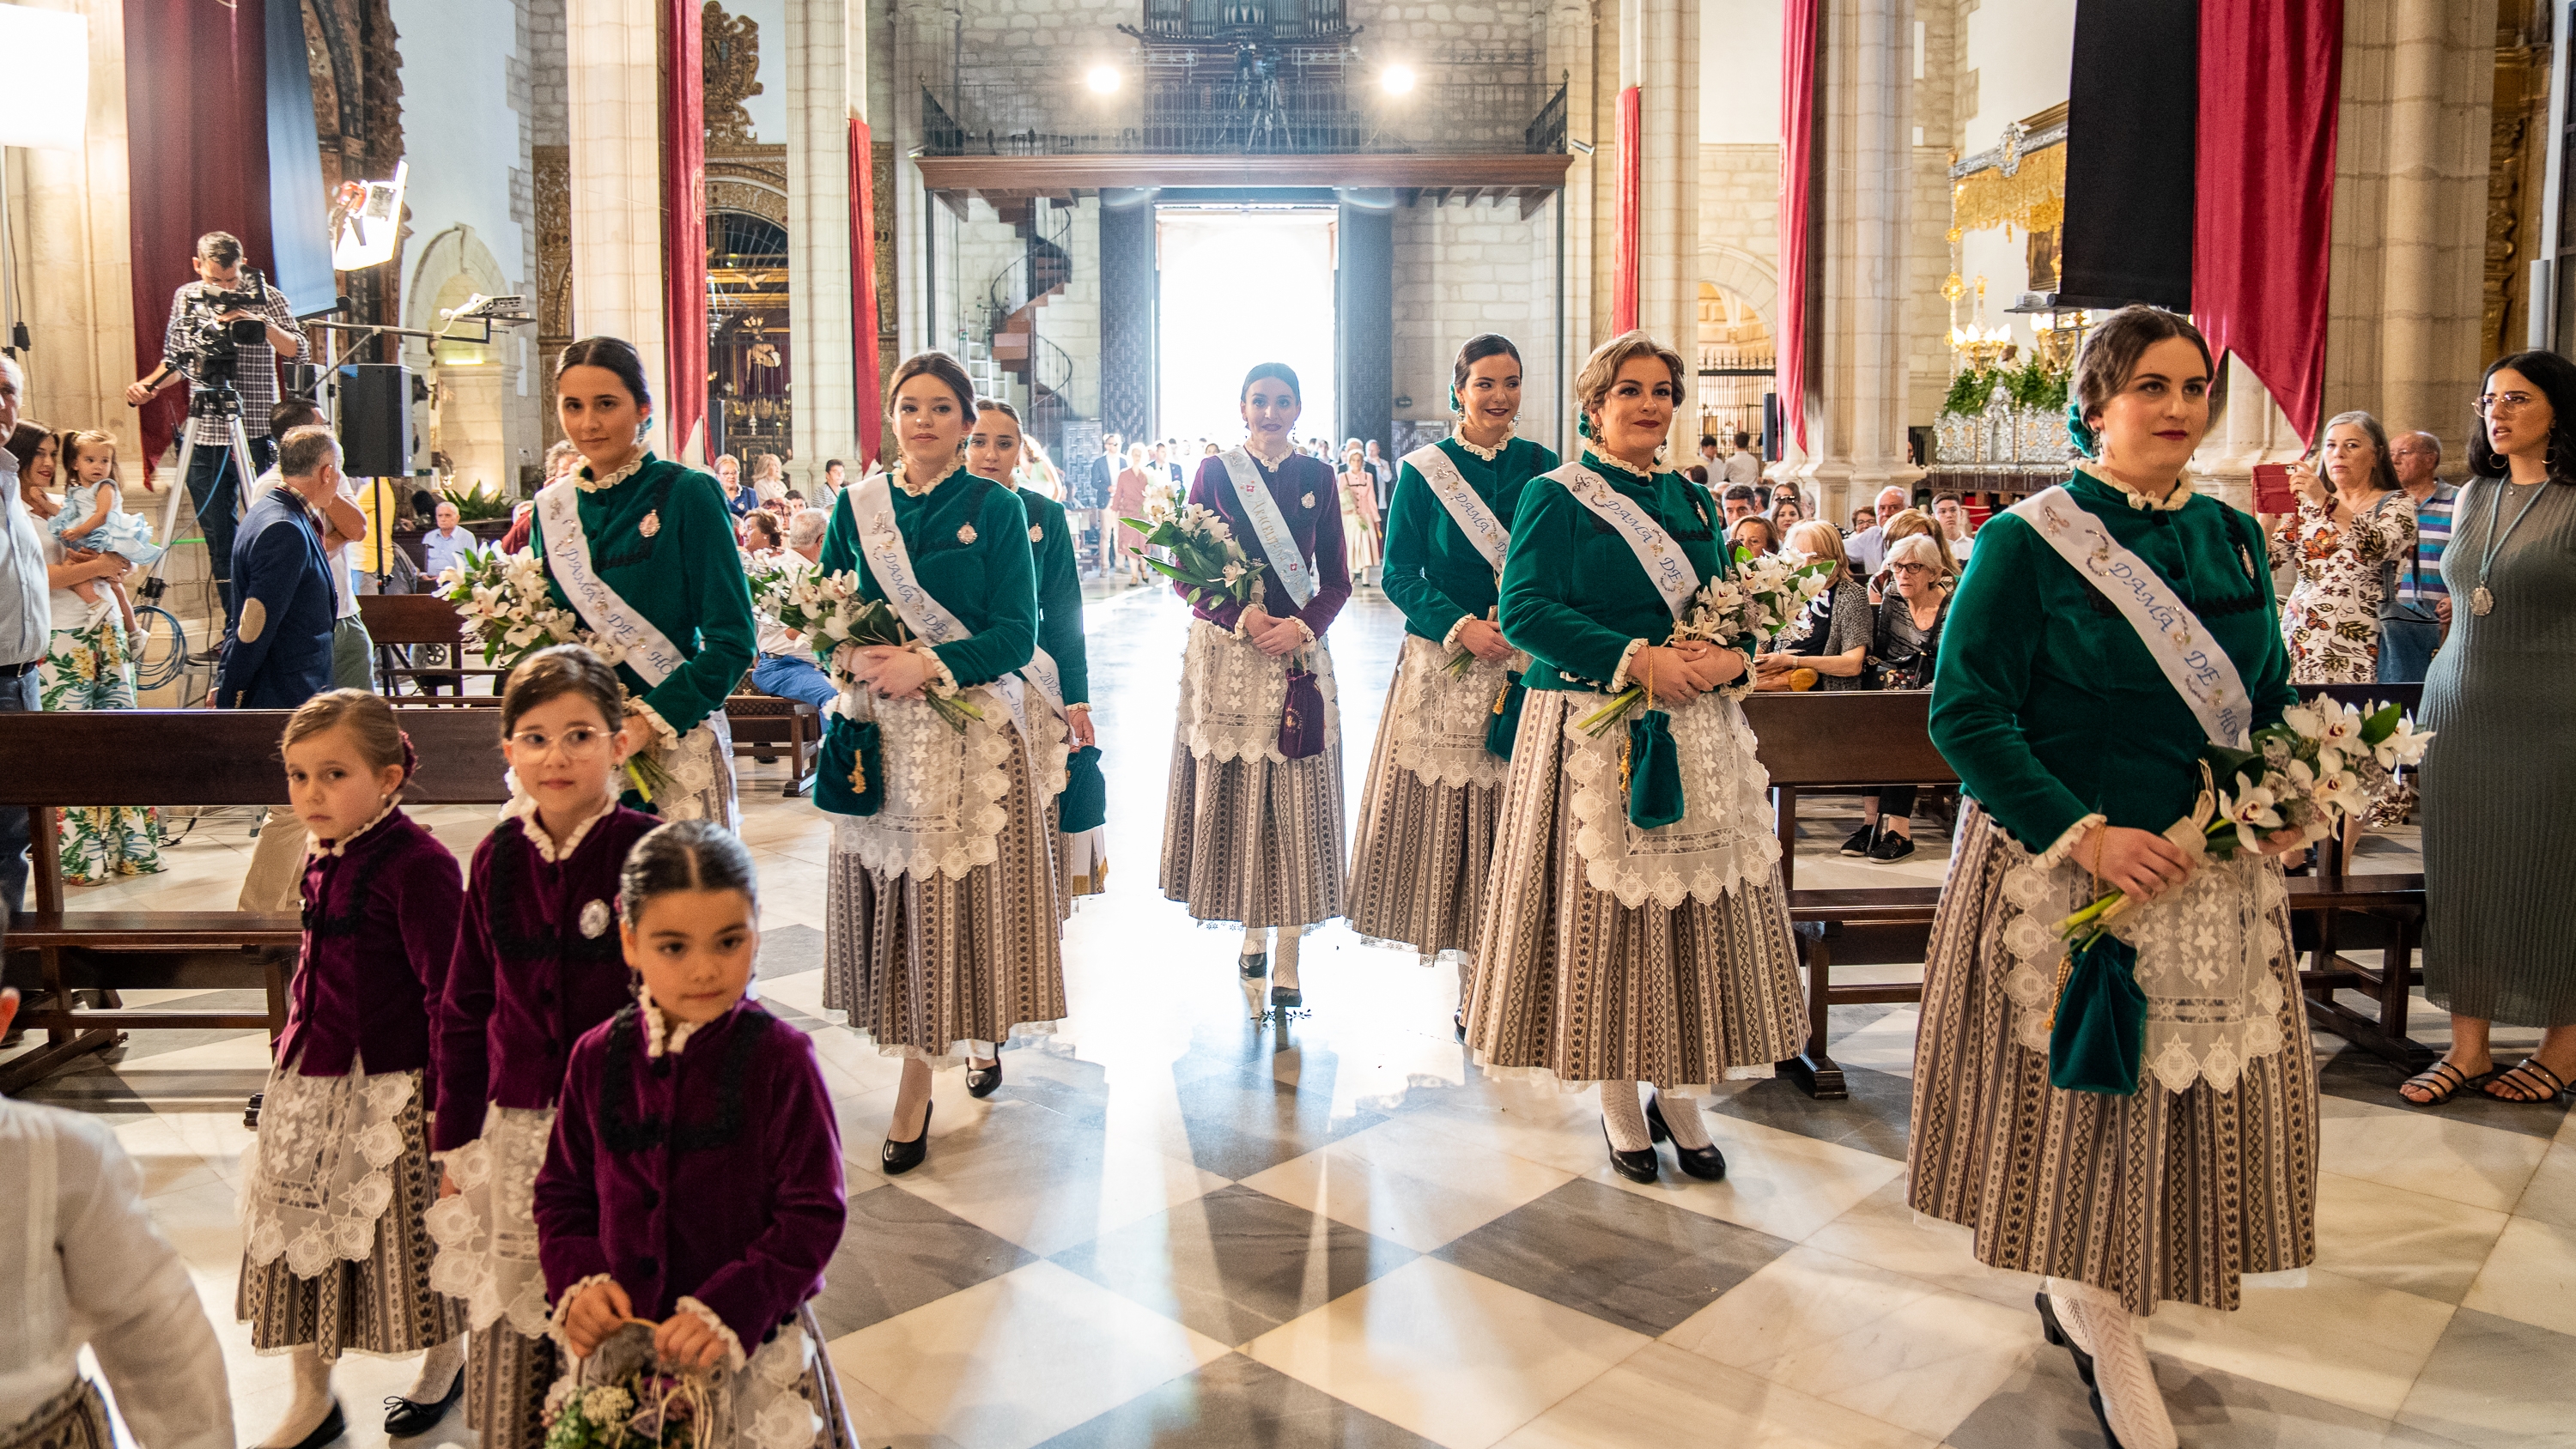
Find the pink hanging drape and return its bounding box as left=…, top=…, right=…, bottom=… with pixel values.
left=851, top=118, right=883, bottom=462
left=1776, top=0, right=1819, bottom=455
left=1612, top=85, right=1641, bottom=335
left=660, top=0, right=708, bottom=462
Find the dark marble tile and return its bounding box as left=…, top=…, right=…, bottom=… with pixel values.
left=2395, top=1307, right=2576, bottom=1449
left=1950, top=1337, right=2476, bottom=1449
left=805, top=1183, right=1035, bottom=1338
left=1054, top=1184, right=1413, bottom=1345
left=1432, top=1177, right=1794, bottom=1335
left=1163, top=1066, right=1388, bottom=1180
left=1034, top=1352, right=1436, bottom=1449
left=756, top=922, right=827, bottom=979
left=2319, top=1045, right=2573, bottom=1139
left=1706, top=1063, right=1913, bottom=1161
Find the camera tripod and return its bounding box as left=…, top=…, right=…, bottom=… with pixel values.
left=149, top=378, right=262, bottom=665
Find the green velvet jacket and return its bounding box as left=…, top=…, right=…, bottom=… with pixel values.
left=1498, top=450, right=1738, bottom=693
left=528, top=453, right=756, bottom=739
left=1929, top=470, right=2296, bottom=854
left=1017, top=486, right=1089, bottom=705
left=818, top=467, right=1037, bottom=688
left=1383, top=435, right=1559, bottom=643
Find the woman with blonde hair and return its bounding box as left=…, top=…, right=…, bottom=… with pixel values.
left=1874, top=506, right=1957, bottom=591
left=1469, top=330, right=1805, bottom=1181
left=1755, top=519, right=1870, bottom=696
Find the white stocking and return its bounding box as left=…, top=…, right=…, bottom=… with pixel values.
left=968, top=1039, right=997, bottom=1069
left=1273, top=931, right=1301, bottom=990
left=1240, top=926, right=1267, bottom=960
left=1600, top=1080, right=1651, bottom=1152
left=256, top=1345, right=336, bottom=1449
left=403, top=1334, right=465, bottom=1403
left=1651, top=1090, right=1714, bottom=1149
left=2047, top=1277, right=2177, bottom=1449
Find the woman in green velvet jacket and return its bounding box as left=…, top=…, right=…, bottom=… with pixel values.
left=818, top=353, right=1068, bottom=1178
left=1467, top=330, right=1806, bottom=1188
left=530, top=336, right=757, bottom=826
left=1348, top=335, right=1556, bottom=1034
left=1908, top=307, right=2312, bottom=1449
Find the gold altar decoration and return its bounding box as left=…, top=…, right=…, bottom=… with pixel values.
left=1953, top=141, right=2064, bottom=237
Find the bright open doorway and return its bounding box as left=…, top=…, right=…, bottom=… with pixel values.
left=1155, top=206, right=1340, bottom=452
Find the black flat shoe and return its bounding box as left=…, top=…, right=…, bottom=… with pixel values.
left=882, top=1101, right=932, bottom=1175
left=244, top=1091, right=264, bottom=1131
left=2035, top=1291, right=2098, bottom=1388
left=1454, top=1009, right=1467, bottom=1043
left=383, top=1371, right=461, bottom=1438
left=965, top=1058, right=1003, bottom=1099
left=1867, top=830, right=1917, bottom=863
left=1239, top=951, right=1269, bottom=979
left=1603, top=1119, right=1659, bottom=1183
left=1838, top=823, right=1876, bottom=857
left=283, top=1401, right=347, bottom=1449
left=1644, top=1096, right=1727, bottom=1180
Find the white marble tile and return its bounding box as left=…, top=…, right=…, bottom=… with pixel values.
left=2318, top=1097, right=2551, bottom=1214
left=1498, top=1342, right=1939, bottom=1449
left=1240, top=1114, right=1577, bottom=1253
left=2314, top=1172, right=2515, bottom=1306
left=1244, top=1256, right=1649, bottom=1449
left=872, top=1098, right=1230, bottom=1258
left=1662, top=1244, right=2035, bottom=1442
left=831, top=1259, right=1229, bottom=1449
left=1826, top=1006, right=1922, bottom=1077
left=2512, top=1137, right=2576, bottom=1233
left=2459, top=1216, right=2576, bottom=1337
left=1797, top=1179, right=2040, bottom=1313
left=2142, top=1267, right=2457, bottom=1422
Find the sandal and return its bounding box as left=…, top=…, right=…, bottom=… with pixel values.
left=2482, top=1057, right=2571, bottom=1104
left=2397, top=1059, right=2494, bottom=1106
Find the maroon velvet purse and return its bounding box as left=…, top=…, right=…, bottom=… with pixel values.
left=1279, top=665, right=1327, bottom=760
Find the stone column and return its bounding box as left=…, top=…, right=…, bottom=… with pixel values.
left=566, top=0, right=671, bottom=441
left=1546, top=0, right=1593, bottom=446
left=888, top=0, right=952, bottom=361
left=1619, top=0, right=1698, bottom=359
left=1790, top=0, right=1920, bottom=522
left=788, top=0, right=866, bottom=465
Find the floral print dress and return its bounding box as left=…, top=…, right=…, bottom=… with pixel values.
left=38, top=543, right=167, bottom=884
left=2269, top=490, right=2416, bottom=684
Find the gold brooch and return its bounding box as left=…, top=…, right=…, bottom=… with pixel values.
left=1301, top=494, right=1316, bottom=508
left=1029, top=524, right=1045, bottom=543
left=957, top=523, right=978, bottom=544
left=639, top=509, right=661, bottom=537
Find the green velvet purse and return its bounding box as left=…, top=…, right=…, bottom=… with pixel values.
left=1058, top=745, right=1107, bottom=834
left=813, top=715, right=885, bottom=818
left=1625, top=708, right=1686, bottom=830
left=2048, top=931, right=2148, bottom=1095
left=1484, top=670, right=1527, bottom=759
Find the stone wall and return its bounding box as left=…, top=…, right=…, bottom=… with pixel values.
left=1390, top=195, right=1558, bottom=444
left=1695, top=143, right=1780, bottom=330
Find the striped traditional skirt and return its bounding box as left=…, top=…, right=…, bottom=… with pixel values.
left=1467, top=691, right=1806, bottom=1091
left=1159, top=747, right=1346, bottom=929
left=1345, top=635, right=1510, bottom=957
left=1, top=1379, right=112, bottom=1449
left=1905, top=803, right=2320, bottom=1315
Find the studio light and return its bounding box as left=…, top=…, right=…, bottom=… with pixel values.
left=1086, top=65, right=1121, bottom=95
left=1381, top=64, right=1416, bottom=96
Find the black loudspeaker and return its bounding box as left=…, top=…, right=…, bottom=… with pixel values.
left=337, top=363, right=413, bottom=477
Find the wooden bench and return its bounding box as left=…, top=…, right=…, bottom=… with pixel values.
left=1739, top=684, right=2431, bottom=1100
left=358, top=593, right=503, bottom=702
left=726, top=692, right=822, bottom=797
left=0, top=708, right=510, bottom=1093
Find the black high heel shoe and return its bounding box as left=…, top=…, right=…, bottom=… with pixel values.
left=283, top=1401, right=347, bottom=1449
left=882, top=1100, right=933, bottom=1175
left=1269, top=985, right=1303, bottom=1010
left=1603, top=1119, right=1659, bottom=1183
left=965, top=1058, right=1004, bottom=1099
left=384, top=1367, right=462, bottom=1437
left=1239, top=951, right=1269, bottom=980
left=1644, top=1095, right=1727, bottom=1180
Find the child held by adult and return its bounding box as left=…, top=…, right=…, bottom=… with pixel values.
left=538, top=822, right=854, bottom=1446
left=428, top=646, right=664, bottom=1449
left=233, top=690, right=467, bottom=1449
left=52, top=431, right=161, bottom=646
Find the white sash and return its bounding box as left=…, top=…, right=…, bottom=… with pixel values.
left=2006, top=485, right=2253, bottom=748
left=849, top=475, right=1060, bottom=736
left=1545, top=462, right=1699, bottom=620
left=1218, top=447, right=1316, bottom=609
left=536, top=477, right=689, bottom=687
left=1402, top=442, right=1509, bottom=572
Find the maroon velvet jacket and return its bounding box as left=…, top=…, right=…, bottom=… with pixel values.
left=1182, top=452, right=1352, bottom=639
left=273, top=808, right=464, bottom=1086
left=432, top=806, right=663, bottom=1151
left=533, top=1000, right=845, bottom=1349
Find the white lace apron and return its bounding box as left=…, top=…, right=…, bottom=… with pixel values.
left=1387, top=633, right=1516, bottom=791
left=656, top=712, right=739, bottom=828
left=239, top=1052, right=415, bottom=1278
left=827, top=685, right=1018, bottom=882
left=1559, top=688, right=1780, bottom=910
left=1999, top=846, right=2293, bottom=1094
left=424, top=1103, right=558, bottom=1337
left=1175, top=619, right=1340, bottom=765
left=556, top=1313, right=833, bottom=1449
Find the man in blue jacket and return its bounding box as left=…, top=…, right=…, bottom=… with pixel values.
left=215, top=425, right=340, bottom=710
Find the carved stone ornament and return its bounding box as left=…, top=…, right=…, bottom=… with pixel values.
left=703, top=2, right=763, bottom=147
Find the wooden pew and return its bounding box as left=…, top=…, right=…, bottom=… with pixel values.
left=358, top=593, right=504, bottom=702
left=0, top=708, right=510, bottom=1093
left=726, top=692, right=822, bottom=797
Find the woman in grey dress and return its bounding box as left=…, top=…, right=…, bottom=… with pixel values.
left=2404, top=350, right=2576, bottom=1106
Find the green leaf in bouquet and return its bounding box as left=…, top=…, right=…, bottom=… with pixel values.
left=2360, top=701, right=2403, bottom=744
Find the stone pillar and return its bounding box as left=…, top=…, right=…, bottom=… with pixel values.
left=7, top=0, right=140, bottom=461
left=1619, top=0, right=1698, bottom=359
left=889, top=0, right=951, bottom=361
left=788, top=0, right=866, bottom=465
left=1096, top=194, right=1154, bottom=446
left=1790, top=0, right=1920, bottom=521
left=2188, top=355, right=2301, bottom=515
left=566, top=0, right=671, bottom=443
left=1338, top=197, right=1395, bottom=453
left=1546, top=0, right=1594, bottom=446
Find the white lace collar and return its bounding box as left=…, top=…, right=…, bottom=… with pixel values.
left=894, top=459, right=966, bottom=498
left=637, top=985, right=702, bottom=1059
left=1585, top=448, right=1656, bottom=481
left=575, top=450, right=648, bottom=493
left=307, top=797, right=399, bottom=860
left=1450, top=425, right=1513, bottom=463
left=2080, top=467, right=2195, bottom=512
left=1242, top=438, right=1294, bottom=470
left=502, top=793, right=619, bottom=864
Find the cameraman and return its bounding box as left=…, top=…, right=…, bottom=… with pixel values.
left=124, top=231, right=304, bottom=653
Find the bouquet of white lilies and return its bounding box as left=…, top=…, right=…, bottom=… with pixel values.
left=747, top=564, right=981, bottom=731
left=438, top=548, right=677, bottom=801
left=1577, top=548, right=1835, bottom=736
left=1123, top=501, right=1258, bottom=611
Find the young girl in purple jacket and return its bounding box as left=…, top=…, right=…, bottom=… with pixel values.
left=537, top=822, right=854, bottom=1446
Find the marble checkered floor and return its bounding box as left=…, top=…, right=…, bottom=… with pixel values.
left=10, top=588, right=2573, bottom=1449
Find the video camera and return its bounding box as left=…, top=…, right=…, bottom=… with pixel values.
left=169, top=266, right=271, bottom=393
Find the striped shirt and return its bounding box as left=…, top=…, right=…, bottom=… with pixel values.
left=161, top=280, right=305, bottom=446
left=2393, top=481, right=2456, bottom=603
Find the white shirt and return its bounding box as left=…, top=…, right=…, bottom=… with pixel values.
left=0, top=1098, right=234, bottom=1449
left=1846, top=523, right=1889, bottom=577
left=0, top=451, right=49, bottom=667
left=1947, top=529, right=1976, bottom=563
left=1722, top=452, right=1760, bottom=488
left=754, top=548, right=818, bottom=658
left=249, top=468, right=361, bottom=620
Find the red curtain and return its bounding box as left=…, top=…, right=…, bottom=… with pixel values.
left=1776, top=0, right=1819, bottom=455
left=660, top=0, right=709, bottom=464
left=850, top=118, right=882, bottom=464
left=2196, top=0, right=2343, bottom=445
left=1612, top=86, right=1641, bottom=335
left=124, top=0, right=275, bottom=482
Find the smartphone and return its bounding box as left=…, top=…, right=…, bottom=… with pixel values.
left=2252, top=462, right=2294, bottom=513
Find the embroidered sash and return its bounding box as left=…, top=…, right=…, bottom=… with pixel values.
left=849, top=476, right=1060, bottom=735
left=1402, top=442, right=1509, bottom=572
left=1544, top=462, right=1698, bottom=620
left=536, top=478, right=689, bottom=687
left=1218, top=447, right=1316, bottom=609
left=2006, top=485, right=2253, bottom=748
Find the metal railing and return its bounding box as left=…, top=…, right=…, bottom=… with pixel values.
left=1132, top=0, right=1352, bottom=42
left=921, top=64, right=1564, bottom=158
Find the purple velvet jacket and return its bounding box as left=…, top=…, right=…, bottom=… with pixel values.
left=533, top=1000, right=845, bottom=1349
left=1182, top=452, right=1352, bottom=639
left=432, top=806, right=663, bottom=1152
left=272, top=808, right=464, bottom=1085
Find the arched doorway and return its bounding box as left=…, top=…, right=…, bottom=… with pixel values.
left=1695, top=282, right=1773, bottom=452
left=708, top=209, right=793, bottom=473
